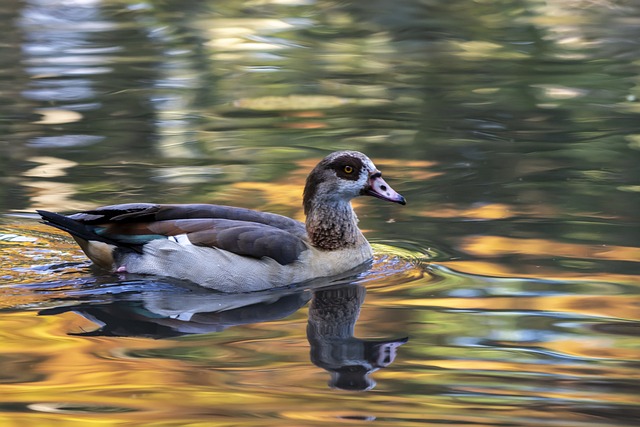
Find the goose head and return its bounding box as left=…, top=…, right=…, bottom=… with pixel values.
left=303, top=151, right=405, bottom=249
left=303, top=151, right=406, bottom=212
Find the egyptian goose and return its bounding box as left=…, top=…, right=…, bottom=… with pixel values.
left=37, top=151, right=406, bottom=292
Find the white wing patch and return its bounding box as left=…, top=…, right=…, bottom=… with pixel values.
left=168, top=234, right=193, bottom=246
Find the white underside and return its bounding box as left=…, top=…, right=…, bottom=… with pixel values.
left=116, top=237, right=374, bottom=292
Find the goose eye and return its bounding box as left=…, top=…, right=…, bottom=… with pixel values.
left=344, top=165, right=353, bottom=174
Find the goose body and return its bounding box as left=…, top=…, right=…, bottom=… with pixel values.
left=38, top=151, right=406, bottom=292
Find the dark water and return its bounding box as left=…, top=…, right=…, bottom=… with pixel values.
left=1, top=1, right=639, bottom=426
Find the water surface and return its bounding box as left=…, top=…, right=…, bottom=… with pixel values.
left=1, top=1, right=639, bottom=426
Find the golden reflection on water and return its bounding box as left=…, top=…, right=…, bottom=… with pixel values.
left=441, top=259, right=640, bottom=285
left=1, top=188, right=638, bottom=427
left=394, top=293, right=639, bottom=321
left=1, top=224, right=638, bottom=426
left=463, top=235, right=640, bottom=262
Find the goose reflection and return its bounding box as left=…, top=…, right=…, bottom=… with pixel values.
left=38, top=275, right=407, bottom=390
left=39, top=280, right=312, bottom=338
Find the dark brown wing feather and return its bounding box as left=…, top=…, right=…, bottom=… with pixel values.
left=67, top=204, right=309, bottom=265
left=184, top=221, right=308, bottom=265
left=70, top=203, right=306, bottom=237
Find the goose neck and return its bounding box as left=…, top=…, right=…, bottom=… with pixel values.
left=305, top=201, right=362, bottom=250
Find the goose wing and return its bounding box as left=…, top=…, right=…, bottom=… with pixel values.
left=40, top=203, right=309, bottom=265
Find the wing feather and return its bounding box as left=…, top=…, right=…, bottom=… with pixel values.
left=70, top=203, right=306, bottom=237
left=68, top=204, right=309, bottom=265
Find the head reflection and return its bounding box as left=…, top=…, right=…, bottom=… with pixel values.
left=307, top=284, right=408, bottom=391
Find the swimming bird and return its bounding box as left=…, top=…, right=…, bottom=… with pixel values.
left=37, top=151, right=406, bottom=292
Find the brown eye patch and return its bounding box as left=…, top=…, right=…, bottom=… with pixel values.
left=332, top=156, right=363, bottom=181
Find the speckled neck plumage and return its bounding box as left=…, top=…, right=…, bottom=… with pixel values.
left=305, top=201, right=362, bottom=250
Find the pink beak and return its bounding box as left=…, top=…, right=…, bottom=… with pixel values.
left=364, top=172, right=406, bottom=205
